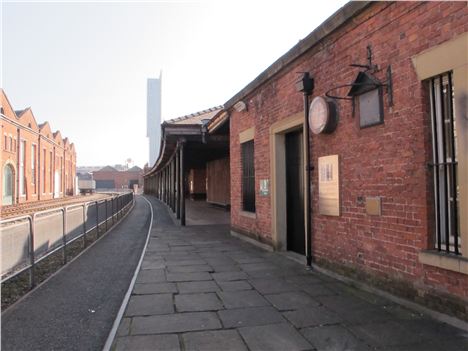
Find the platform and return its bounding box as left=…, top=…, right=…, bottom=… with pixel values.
left=111, top=196, right=468, bottom=351
left=185, top=199, right=230, bottom=226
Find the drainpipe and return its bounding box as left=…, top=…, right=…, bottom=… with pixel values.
left=296, top=72, right=314, bottom=267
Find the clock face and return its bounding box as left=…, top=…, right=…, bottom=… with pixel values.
left=309, top=96, right=329, bottom=134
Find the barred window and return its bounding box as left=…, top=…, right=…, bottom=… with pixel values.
left=428, top=72, right=460, bottom=254
left=241, top=140, right=255, bottom=212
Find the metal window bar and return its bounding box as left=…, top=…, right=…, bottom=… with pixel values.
left=1, top=192, right=134, bottom=286
left=241, top=140, right=256, bottom=212
left=428, top=72, right=460, bottom=254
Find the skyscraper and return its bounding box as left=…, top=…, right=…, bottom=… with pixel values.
left=147, top=73, right=162, bottom=166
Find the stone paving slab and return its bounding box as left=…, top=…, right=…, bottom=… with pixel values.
left=131, top=312, right=222, bottom=335
left=182, top=330, right=248, bottom=351
left=116, top=317, right=131, bottom=337
left=167, top=264, right=213, bottom=273
left=212, top=264, right=242, bottom=272
left=111, top=197, right=468, bottom=351
left=211, top=271, right=248, bottom=282
left=217, top=290, right=270, bottom=309
left=283, top=305, right=343, bottom=328
left=175, top=293, right=223, bottom=312
left=217, top=280, right=252, bottom=291
left=133, top=282, right=177, bottom=295
left=125, top=294, right=174, bottom=316
left=218, top=306, right=285, bottom=328
left=166, top=272, right=213, bottom=282
left=301, top=324, right=374, bottom=351
left=114, top=334, right=180, bottom=351
left=264, top=291, right=320, bottom=311
left=165, top=259, right=207, bottom=266
left=135, top=269, right=166, bottom=283
left=239, top=323, right=313, bottom=351
left=176, top=281, right=219, bottom=293
left=248, top=277, right=301, bottom=294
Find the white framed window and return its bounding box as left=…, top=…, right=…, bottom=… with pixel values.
left=19, top=139, right=26, bottom=196
left=428, top=72, right=460, bottom=255
left=31, top=144, right=37, bottom=193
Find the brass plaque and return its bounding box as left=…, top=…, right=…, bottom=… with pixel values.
left=365, top=197, right=381, bottom=216
left=318, top=155, right=340, bottom=216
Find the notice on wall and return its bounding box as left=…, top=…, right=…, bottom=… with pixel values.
left=259, top=179, right=269, bottom=196
left=318, top=155, right=340, bottom=216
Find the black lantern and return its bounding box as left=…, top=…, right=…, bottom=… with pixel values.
left=295, top=72, right=314, bottom=95
left=347, top=71, right=384, bottom=128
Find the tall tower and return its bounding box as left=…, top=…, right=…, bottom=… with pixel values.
left=147, top=73, right=162, bottom=166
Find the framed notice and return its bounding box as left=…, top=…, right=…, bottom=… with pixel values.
left=259, top=179, right=269, bottom=196
left=318, top=155, right=340, bottom=216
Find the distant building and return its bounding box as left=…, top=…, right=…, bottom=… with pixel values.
left=92, top=165, right=143, bottom=190
left=147, top=74, right=162, bottom=167
left=1, top=89, right=77, bottom=206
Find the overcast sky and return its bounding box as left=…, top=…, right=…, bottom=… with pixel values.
left=2, top=0, right=348, bottom=168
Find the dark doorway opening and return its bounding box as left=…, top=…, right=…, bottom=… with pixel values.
left=285, top=129, right=305, bottom=255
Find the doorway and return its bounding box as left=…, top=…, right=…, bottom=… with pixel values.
left=285, top=130, right=305, bottom=254
left=3, top=164, right=15, bottom=205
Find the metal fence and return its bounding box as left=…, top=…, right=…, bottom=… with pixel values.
left=1, top=192, right=134, bottom=288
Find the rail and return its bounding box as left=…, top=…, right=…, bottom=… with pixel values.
left=1, top=191, right=134, bottom=288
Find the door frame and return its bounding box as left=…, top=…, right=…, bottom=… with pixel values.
left=54, top=170, right=60, bottom=198
left=269, top=112, right=308, bottom=252
left=3, top=161, right=16, bottom=205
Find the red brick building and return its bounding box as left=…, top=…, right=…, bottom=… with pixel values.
left=1, top=89, right=77, bottom=206
left=226, top=2, right=467, bottom=319
left=92, top=165, right=143, bottom=190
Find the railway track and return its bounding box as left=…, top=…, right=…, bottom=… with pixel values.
left=0, top=193, right=113, bottom=219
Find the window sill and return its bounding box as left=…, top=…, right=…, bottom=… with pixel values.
left=419, top=250, right=468, bottom=275
left=240, top=210, right=256, bottom=219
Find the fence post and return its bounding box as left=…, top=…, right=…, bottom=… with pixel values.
left=96, top=201, right=99, bottom=237
left=29, top=215, right=36, bottom=289
left=62, top=208, right=67, bottom=264
left=105, top=199, right=108, bottom=232
left=83, top=204, right=87, bottom=248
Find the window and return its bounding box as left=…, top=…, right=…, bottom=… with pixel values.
left=31, top=144, right=37, bottom=193
left=50, top=151, right=53, bottom=193
left=19, top=140, right=26, bottom=196
left=3, top=135, right=7, bottom=150
left=60, top=156, right=63, bottom=192
left=43, top=149, right=47, bottom=193
left=241, top=140, right=255, bottom=212
left=9, top=136, right=13, bottom=152
left=428, top=72, right=460, bottom=254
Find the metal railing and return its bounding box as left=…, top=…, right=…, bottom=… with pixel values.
left=1, top=192, right=134, bottom=288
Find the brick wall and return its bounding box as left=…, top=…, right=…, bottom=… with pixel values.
left=1, top=90, right=77, bottom=205
left=230, top=2, right=468, bottom=317
left=93, top=170, right=143, bottom=189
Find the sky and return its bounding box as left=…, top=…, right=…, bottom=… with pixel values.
left=2, top=0, right=348, bottom=168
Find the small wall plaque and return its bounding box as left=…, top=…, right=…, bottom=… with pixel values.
left=259, top=179, right=269, bottom=196
left=318, top=155, right=340, bottom=216
left=359, top=88, right=384, bottom=128
left=365, top=196, right=381, bottom=216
